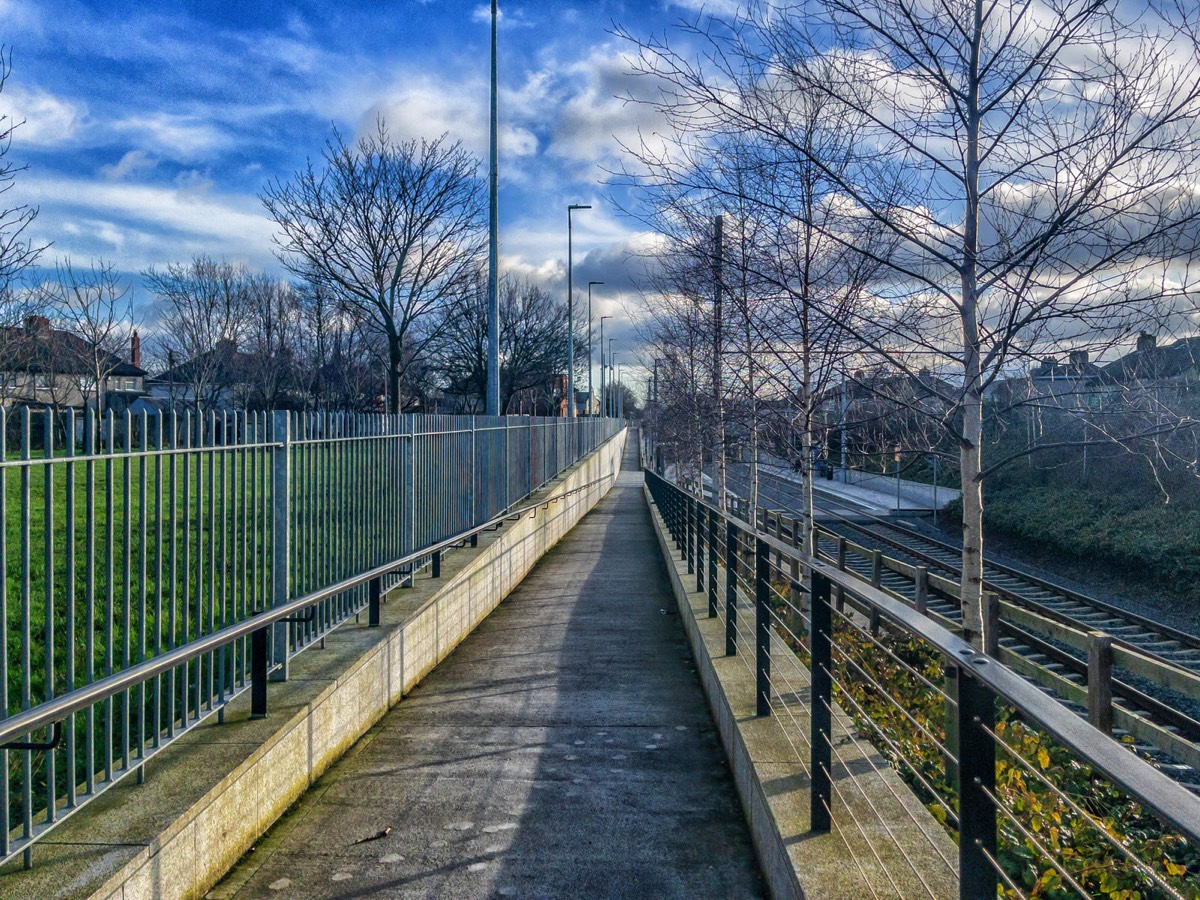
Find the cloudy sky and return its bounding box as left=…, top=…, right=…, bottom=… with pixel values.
left=0, top=0, right=718, bottom=386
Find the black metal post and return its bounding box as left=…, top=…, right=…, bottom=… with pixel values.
left=707, top=506, right=718, bottom=618
left=432, top=549, right=442, bottom=579
left=810, top=571, right=833, bottom=833
left=250, top=626, right=268, bottom=719
left=726, top=521, right=739, bottom=656
left=686, top=496, right=694, bottom=572
left=957, top=667, right=998, bottom=900
left=755, top=536, right=771, bottom=716
left=695, top=499, right=704, bottom=592
left=368, top=577, right=381, bottom=628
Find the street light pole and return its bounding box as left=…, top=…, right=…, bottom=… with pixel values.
left=599, top=315, right=611, bottom=419
left=567, top=203, right=591, bottom=418
left=587, top=281, right=603, bottom=415
left=485, top=0, right=500, bottom=416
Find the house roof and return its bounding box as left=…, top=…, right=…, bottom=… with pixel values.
left=150, top=341, right=262, bottom=385
left=1101, top=336, right=1200, bottom=383
left=0, top=320, right=146, bottom=378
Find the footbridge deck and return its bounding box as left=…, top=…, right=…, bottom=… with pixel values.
left=210, top=439, right=765, bottom=898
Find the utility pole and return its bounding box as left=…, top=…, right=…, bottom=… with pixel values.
left=485, top=0, right=500, bottom=416
left=566, top=203, right=591, bottom=418
left=588, top=281, right=603, bottom=415
left=713, top=214, right=726, bottom=512
left=600, top=315, right=611, bottom=419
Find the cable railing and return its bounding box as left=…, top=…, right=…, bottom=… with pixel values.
left=0, top=406, right=622, bottom=868
left=645, top=469, right=1200, bottom=900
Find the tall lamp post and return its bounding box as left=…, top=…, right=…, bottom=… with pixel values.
left=566, top=203, right=591, bottom=418
left=587, top=281, right=604, bottom=415
left=599, top=315, right=612, bottom=419
left=485, top=0, right=500, bottom=416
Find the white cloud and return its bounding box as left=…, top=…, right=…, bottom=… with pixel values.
left=367, top=74, right=539, bottom=161
left=0, top=84, right=85, bottom=147
left=20, top=173, right=278, bottom=270
left=101, top=149, right=157, bottom=181
left=112, top=112, right=229, bottom=161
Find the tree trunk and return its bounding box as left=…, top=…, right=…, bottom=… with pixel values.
left=959, top=0, right=988, bottom=650
left=388, top=338, right=402, bottom=415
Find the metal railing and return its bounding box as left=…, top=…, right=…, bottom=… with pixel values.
left=0, top=406, right=621, bottom=866
left=645, top=469, right=1200, bottom=900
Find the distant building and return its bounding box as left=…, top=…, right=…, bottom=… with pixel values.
left=0, top=315, right=147, bottom=411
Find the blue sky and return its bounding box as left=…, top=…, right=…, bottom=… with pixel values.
left=1, top=0, right=720, bottom=383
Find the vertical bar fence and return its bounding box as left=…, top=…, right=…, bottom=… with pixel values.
left=0, top=408, right=620, bottom=867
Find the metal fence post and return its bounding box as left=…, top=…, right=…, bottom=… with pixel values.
left=686, top=496, right=694, bottom=572
left=810, top=571, right=833, bottom=832
left=835, top=537, right=847, bottom=612
left=869, top=549, right=883, bottom=634
left=755, top=536, right=771, bottom=716
left=1088, top=632, right=1113, bottom=734
left=695, top=499, right=704, bottom=593
left=368, top=577, right=381, bottom=627
left=915, top=566, right=929, bottom=615
left=270, top=411, right=291, bottom=681
left=707, top=507, right=718, bottom=618
left=250, top=624, right=268, bottom=718
left=944, top=664, right=960, bottom=790
left=726, top=521, right=739, bottom=656
left=957, top=667, right=998, bottom=900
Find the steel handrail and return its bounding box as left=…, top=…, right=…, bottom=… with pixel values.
left=645, top=468, right=1200, bottom=844
left=0, top=469, right=618, bottom=749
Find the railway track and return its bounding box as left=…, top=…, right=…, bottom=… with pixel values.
left=718, top=463, right=1200, bottom=785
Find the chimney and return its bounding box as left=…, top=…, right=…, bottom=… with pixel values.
left=1068, top=349, right=1089, bottom=372
left=24, top=315, right=50, bottom=335
left=130, top=330, right=142, bottom=368
left=1137, top=332, right=1156, bottom=353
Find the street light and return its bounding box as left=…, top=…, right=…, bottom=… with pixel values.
left=587, top=281, right=604, bottom=415
left=567, top=203, right=592, bottom=418
left=599, top=315, right=612, bottom=419
left=485, top=0, right=500, bottom=416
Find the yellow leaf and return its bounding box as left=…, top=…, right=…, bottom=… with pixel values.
left=1037, top=747, right=1051, bottom=769
left=1164, top=859, right=1187, bottom=876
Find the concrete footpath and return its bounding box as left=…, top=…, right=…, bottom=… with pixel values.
left=210, top=440, right=765, bottom=899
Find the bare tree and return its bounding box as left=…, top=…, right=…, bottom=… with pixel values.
left=262, top=121, right=486, bottom=414
left=241, top=274, right=300, bottom=409
left=435, top=272, right=573, bottom=413
left=39, top=257, right=138, bottom=414
left=620, top=1, right=1200, bottom=647
left=0, top=47, right=42, bottom=295
left=144, top=256, right=250, bottom=407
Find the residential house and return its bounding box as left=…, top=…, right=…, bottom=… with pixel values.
left=0, top=315, right=147, bottom=411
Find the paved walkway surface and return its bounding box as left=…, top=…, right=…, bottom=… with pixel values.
left=211, top=437, right=764, bottom=899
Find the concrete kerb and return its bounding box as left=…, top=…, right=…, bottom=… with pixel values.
left=643, top=483, right=957, bottom=900
left=0, top=429, right=627, bottom=900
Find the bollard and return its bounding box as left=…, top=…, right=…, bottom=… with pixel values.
left=755, top=536, right=771, bottom=717
left=810, top=572, right=833, bottom=833
left=1088, top=632, right=1114, bottom=734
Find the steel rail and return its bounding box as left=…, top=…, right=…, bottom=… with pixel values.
left=647, top=469, right=1200, bottom=846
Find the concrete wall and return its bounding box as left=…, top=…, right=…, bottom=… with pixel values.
left=838, top=468, right=961, bottom=507
left=0, top=430, right=626, bottom=900
left=645, top=485, right=957, bottom=900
